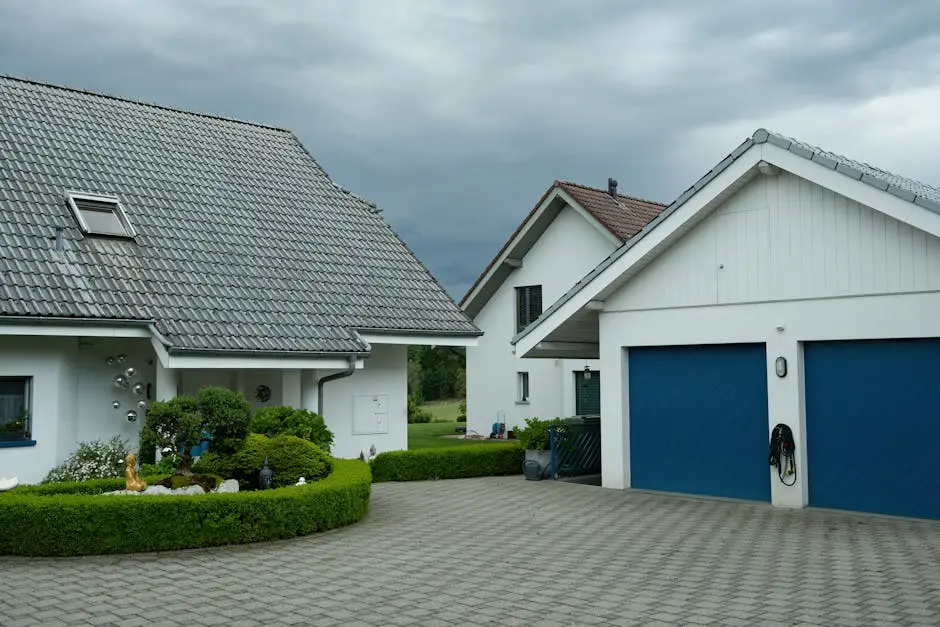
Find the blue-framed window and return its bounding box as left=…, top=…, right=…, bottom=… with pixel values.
left=0, top=377, right=32, bottom=442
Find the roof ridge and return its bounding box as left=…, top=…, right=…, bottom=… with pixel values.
left=0, top=73, right=292, bottom=134
left=555, top=179, right=667, bottom=207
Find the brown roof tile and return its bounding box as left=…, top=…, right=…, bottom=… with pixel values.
left=556, top=180, right=667, bottom=241
left=459, top=179, right=666, bottom=310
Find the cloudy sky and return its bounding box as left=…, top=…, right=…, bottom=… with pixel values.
left=2, top=1, right=939, bottom=300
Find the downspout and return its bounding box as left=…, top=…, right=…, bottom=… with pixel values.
left=318, top=357, right=358, bottom=417
left=148, top=324, right=173, bottom=349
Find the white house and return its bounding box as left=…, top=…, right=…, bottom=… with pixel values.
left=0, top=76, right=480, bottom=484
left=513, top=128, right=940, bottom=520
left=460, top=179, right=665, bottom=438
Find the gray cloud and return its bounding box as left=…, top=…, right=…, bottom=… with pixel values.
left=2, top=0, right=940, bottom=300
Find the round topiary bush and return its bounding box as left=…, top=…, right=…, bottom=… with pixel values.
left=233, top=433, right=332, bottom=488
left=249, top=406, right=333, bottom=452
left=0, top=459, right=371, bottom=557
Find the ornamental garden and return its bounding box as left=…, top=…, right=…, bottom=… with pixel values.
left=0, top=387, right=371, bottom=557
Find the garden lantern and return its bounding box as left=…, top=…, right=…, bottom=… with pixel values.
left=259, top=457, right=274, bottom=490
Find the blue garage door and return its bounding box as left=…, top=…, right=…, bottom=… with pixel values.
left=805, top=338, right=940, bottom=519
left=628, top=343, right=771, bottom=502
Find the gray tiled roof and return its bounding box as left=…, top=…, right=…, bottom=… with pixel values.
left=757, top=129, right=940, bottom=213
left=0, top=76, right=480, bottom=355
left=513, top=127, right=940, bottom=346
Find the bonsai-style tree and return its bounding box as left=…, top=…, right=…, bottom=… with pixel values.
left=138, top=387, right=252, bottom=474
left=197, top=386, right=252, bottom=455
left=138, top=395, right=202, bottom=474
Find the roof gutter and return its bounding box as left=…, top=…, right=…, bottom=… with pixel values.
left=318, top=357, right=358, bottom=417
left=163, top=345, right=371, bottom=359
left=355, top=327, right=483, bottom=338
left=0, top=315, right=157, bottom=328
left=148, top=323, right=172, bottom=348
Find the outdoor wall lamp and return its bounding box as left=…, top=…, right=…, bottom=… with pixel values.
left=775, top=356, right=788, bottom=378
left=583, top=365, right=592, bottom=380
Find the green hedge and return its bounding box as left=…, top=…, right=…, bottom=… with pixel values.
left=370, top=443, right=523, bottom=482
left=0, top=459, right=371, bottom=557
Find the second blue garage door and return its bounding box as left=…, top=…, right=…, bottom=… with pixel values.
left=628, top=343, right=771, bottom=502
left=804, top=338, right=940, bottom=519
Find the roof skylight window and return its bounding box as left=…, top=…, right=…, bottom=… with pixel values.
left=66, top=192, right=136, bottom=238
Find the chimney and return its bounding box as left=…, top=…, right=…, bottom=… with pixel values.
left=607, top=177, right=618, bottom=197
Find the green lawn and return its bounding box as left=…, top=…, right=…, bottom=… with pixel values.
left=419, top=400, right=463, bottom=422
left=408, top=421, right=500, bottom=449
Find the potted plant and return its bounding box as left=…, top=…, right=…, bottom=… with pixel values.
left=513, top=417, right=563, bottom=479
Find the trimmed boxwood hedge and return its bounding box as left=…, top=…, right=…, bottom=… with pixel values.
left=370, top=443, right=523, bottom=482
left=0, top=459, right=371, bottom=557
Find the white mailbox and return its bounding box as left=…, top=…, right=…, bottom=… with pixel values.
left=352, top=394, right=389, bottom=434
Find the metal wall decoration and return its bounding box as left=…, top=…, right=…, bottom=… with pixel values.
left=106, top=353, right=151, bottom=423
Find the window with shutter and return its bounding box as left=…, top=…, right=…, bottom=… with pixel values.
left=515, top=285, right=543, bottom=332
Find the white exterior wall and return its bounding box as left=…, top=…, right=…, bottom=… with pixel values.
left=321, top=344, right=407, bottom=459
left=597, top=172, right=940, bottom=508
left=75, top=338, right=156, bottom=448
left=1, top=335, right=412, bottom=482
left=466, top=206, right=617, bottom=436
left=0, top=337, right=78, bottom=484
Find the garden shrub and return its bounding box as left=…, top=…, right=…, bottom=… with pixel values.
left=407, top=393, right=432, bottom=424
left=138, top=455, right=177, bottom=477
left=513, top=417, right=565, bottom=451
left=42, top=436, right=129, bottom=483
left=0, top=459, right=371, bottom=557
left=250, top=406, right=333, bottom=452
left=232, top=434, right=332, bottom=489
left=370, top=443, right=523, bottom=482
left=198, top=386, right=252, bottom=455
left=137, top=395, right=202, bottom=467
left=138, top=388, right=252, bottom=469
left=191, top=450, right=236, bottom=480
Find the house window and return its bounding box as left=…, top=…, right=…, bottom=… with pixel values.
left=515, top=285, right=543, bottom=332
left=517, top=372, right=530, bottom=403
left=66, top=192, right=136, bottom=238
left=0, top=377, right=32, bottom=442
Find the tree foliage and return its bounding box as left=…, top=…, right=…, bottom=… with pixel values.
left=407, top=346, right=466, bottom=402
left=138, top=387, right=251, bottom=473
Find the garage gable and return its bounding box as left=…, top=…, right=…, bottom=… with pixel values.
left=607, top=170, right=940, bottom=312
left=514, top=128, right=940, bottom=358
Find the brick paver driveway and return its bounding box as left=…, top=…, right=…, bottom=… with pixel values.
left=3, top=477, right=940, bottom=626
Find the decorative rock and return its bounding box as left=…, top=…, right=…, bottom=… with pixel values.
left=102, top=484, right=203, bottom=496
left=216, top=479, right=239, bottom=493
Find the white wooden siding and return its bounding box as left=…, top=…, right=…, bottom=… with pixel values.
left=608, top=172, right=940, bottom=312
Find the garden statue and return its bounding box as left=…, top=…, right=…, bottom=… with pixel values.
left=124, top=452, right=147, bottom=492
left=259, top=457, right=274, bottom=490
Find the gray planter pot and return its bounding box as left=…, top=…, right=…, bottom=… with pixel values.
left=523, top=448, right=552, bottom=479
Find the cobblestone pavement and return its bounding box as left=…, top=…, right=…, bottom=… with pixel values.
left=2, top=476, right=940, bottom=626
